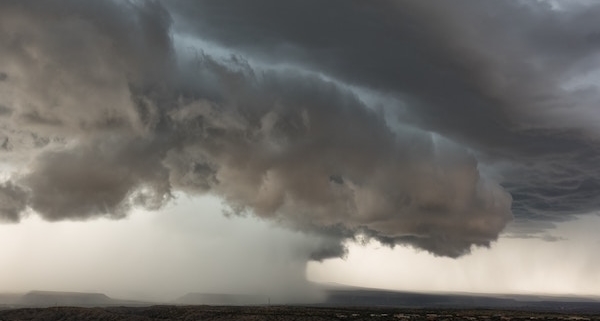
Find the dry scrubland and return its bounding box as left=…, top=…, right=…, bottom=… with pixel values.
left=0, top=306, right=599, bottom=321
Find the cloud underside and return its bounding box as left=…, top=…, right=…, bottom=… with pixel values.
left=0, top=0, right=599, bottom=259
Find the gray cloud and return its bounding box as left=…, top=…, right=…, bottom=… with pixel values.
left=2, top=0, right=599, bottom=262
left=0, top=182, right=28, bottom=223
left=166, top=0, right=600, bottom=233
left=20, top=137, right=171, bottom=221
left=167, top=0, right=600, bottom=136
left=162, top=57, right=512, bottom=257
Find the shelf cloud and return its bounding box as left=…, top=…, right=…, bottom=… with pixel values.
left=1, top=0, right=599, bottom=259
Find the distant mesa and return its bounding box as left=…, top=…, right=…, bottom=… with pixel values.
left=20, top=291, right=113, bottom=307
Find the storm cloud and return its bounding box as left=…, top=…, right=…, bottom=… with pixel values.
left=167, top=0, right=600, bottom=224
left=0, top=0, right=599, bottom=259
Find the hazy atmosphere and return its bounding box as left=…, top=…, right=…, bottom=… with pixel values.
left=1, top=0, right=600, bottom=302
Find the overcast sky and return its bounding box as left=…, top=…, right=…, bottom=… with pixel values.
left=1, top=0, right=600, bottom=301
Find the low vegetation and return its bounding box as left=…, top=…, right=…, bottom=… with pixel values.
left=0, top=306, right=599, bottom=321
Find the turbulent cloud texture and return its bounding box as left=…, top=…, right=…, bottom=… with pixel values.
left=0, top=0, right=599, bottom=258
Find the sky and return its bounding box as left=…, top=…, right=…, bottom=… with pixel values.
left=1, top=0, right=600, bottom=301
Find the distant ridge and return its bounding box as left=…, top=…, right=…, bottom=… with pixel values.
left=2, top=286, right=599, bottom=312
left=318, top=285, right=600, bottom=312
left=175, top=293, right=269, bottom=306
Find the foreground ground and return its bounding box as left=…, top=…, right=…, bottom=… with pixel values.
left=0, top=305, right=598, bottom=321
